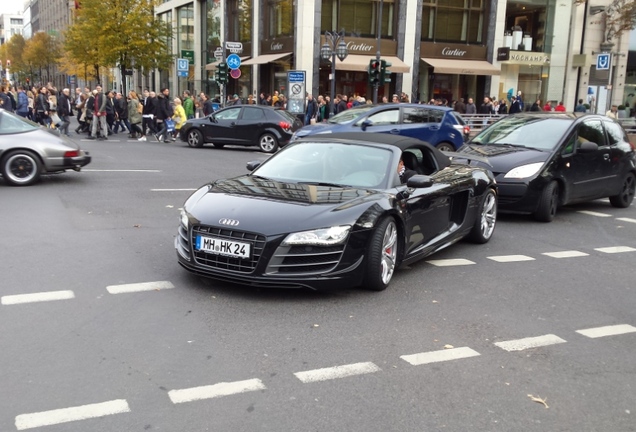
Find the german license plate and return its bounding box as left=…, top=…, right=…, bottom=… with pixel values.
left=195, top=235, right=251, bottom=259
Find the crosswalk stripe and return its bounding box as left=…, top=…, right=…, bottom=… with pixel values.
left=15, top=399, right=130, bottom=430
left=294, top=362, right=381, bottom=383
left=400, top=347, right=480, bottom=366
left=426, top=258, right=475, bottom=266
left=594, top=246, right=636, bottom=254
left=616, top=217, right=636, bottom=224
left=487, top=255, right=535, bottom=263
left=542, top=250, right=589, bottom=258
left=576, top=324, right=636, bottom=338
left=494, top=334, right=566, bottom=352
left=168, top=379, right=266, bottom=404
left=578, top=210, right=612, bottom=217
left=106, top=281, right=174, bottom=294
left=1, top=290, right=75, bottom=306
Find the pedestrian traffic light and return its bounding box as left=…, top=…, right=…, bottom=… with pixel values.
left=217, top=62, right=228, bottom=84
left=368, top=59, right=381, bottom=85
left=380, top=60, right=392, bottom=84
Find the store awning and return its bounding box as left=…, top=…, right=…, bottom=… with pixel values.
left=421, top=58, right=500, bottom=75
left=241, top=52, right=292, bottom=66
left=335, top=55, right=411, bottom=73
left=205, top=56, right=250, bottom=71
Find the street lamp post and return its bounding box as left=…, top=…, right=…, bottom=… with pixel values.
left=321, top=31, right=348, bottom=116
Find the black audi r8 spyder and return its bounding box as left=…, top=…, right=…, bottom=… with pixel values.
left=457, top=113, right=636, bottom=222
left=176, top=133, right=497, bottom=291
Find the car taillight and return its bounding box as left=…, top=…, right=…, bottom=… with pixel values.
left=279, top=121, right=291, bottom=131
left=463, top=125, right=470, bottom=135
left=64, top=150, right=79, bottom=157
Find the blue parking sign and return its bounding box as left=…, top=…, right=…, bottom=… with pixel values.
left=596, top=53, right=610, bottom=71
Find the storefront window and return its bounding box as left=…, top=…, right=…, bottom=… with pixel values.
left=229, top=0, right=252, bottom=43
left=321, top=0, right=395, bottom=38
left=267, top=0, right=293, bottom=38
left=421, top=0, right=484, bottom=44
left=504, top=0, right=549, bottom=52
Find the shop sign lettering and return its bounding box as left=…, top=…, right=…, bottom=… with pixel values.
left=441, top=47, right=467, bottom=57
left=508, top=52, right=549, bottom=63
left=271, top=42, right=284, bottom=51
left=346, top=42, right=374, bottom=52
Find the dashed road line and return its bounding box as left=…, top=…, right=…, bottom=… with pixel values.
left=494, top=334, right=566, bottom=352
left=400, top=347, right=480, bottom=366
left=426, top=258, right=475, bottom=267
left=82, top=169, right=162, bottom=172
left=294, top=362, right=381, bottom=383
left=594, top=246, right=636, bottom=254
left=487, top=255, right=535, bottom=263
left=616, top=217, right=636, bottom=224
left=576, top=324, right=636, bottom=338
left=151, top=188, right=197, bottom=192
left=542, top=250, right=589, bottom=258
left=106, top=281, right=175, bottom=294
left=578, top=210, right=612, bottom=217
left=15, top=399, right=130, bottom=430
left=168, top=379, right=266, bottom=404
left=1, top=290, right=75, bottom=306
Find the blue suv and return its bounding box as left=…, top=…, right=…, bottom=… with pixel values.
left=291, top=104, right=468, bottom=151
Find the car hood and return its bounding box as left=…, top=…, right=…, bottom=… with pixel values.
left=457, top=144, right=550, bottom=174
left=294, top=122, right=343, bottom=138
left=185, top=175, right=386, bottom=235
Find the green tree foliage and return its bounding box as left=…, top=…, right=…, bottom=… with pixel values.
left=605, top=0, right=636, bottom=42
left=23, top=32, right=61, bottom=83
left=64, top=0, right=174, bottom=90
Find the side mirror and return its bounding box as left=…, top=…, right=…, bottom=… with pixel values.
left=406, top=175, right=434, bottom=188
left=360, top=119, right=372, bottom=131
left=578, top=141, right=599, bottom=153
left=209, top=115, right=217, bottom=123
left=246, top=160, right=262, bottom=171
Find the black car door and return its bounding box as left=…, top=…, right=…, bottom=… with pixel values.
left=204, top=107, right=242, bottom=143
left=235, top=107, right=266, bottom=144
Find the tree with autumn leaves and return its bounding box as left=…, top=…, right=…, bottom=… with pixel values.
left=64, top=0, right=173, bottom=94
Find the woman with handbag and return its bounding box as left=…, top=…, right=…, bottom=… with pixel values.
left=127, top=91, right=144, bottom=139
left=171, top=97, right=187, bottom=141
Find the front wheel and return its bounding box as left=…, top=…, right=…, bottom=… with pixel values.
left=259, top=133, right=279, bottom=153
left=186, top=129, right=204, bottom=148
left=1, top=150, right=42, bottom=186
left=468, top=188, right=497, bottom=243
left=363, top=217, right=398, bottom=291
left=609, top=172, right=635, bottom=208
left=436, top=142, right=455, bottom=152
left=534, top=181, right=559, bottom=222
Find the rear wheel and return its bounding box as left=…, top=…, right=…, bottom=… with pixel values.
left=259, top=133, right=278, bottom=153
left=1, top=150, right=42, bottom=186
left=534, top=181, right=559, bottom=222
left=609, top=172, right=635, bottom=208
left=363, top=217, right=398, bottom=291
left=436, top=142, right=455, bottom=152
left=186, top=129, right=204, bottom=148
left=468, top=188, right=497, bottom=243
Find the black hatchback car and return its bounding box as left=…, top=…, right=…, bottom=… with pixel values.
left=457, top=113, right=636, bottom=222
left=179, top=105, right=303, bottom=153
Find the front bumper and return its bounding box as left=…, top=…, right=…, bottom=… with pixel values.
left=496, top=178, right=546, bottom=214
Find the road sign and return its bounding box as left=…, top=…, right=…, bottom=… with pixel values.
left=286, top=70, right=306, bottom=115
left=227, top=53, right=241, bottom=70
left=225, top=41, right=243, bottom=54
left=230, top=69, right=241, bottom=79
left=596, top=53, right=610, bottom=71
left=181, top=50, right=195, bottom=64
left=177, top=58, right=189, bottom=77
left=214, top=46, right=223, bottom=60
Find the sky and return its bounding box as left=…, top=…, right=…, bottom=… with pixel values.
left=0, top=0, right=23, bottom=16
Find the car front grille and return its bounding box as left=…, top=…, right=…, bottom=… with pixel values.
left=266, top=244, right=345, bottom=275
left=192, top=225, right=266, bottom=273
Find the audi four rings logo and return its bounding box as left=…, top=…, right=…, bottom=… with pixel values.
left=219, top=218, right=240, bottom=226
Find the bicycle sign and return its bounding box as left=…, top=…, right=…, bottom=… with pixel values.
left=227, top=54, right=241, bottom=70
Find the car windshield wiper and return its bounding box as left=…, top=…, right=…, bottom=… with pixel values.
left=493, top=143, right=547, bottom=152
left=297, top=181, right=349, bottom=188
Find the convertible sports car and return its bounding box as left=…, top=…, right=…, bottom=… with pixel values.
left=0, top=109, right=91, bottom=186
left=176, top=133, right=497, bottom=291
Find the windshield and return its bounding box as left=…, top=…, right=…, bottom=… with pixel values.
left=0, top=110, right=39, bottom=134
left=253, top=141, right=392, bottom=189
left=327, top=105, right=376, bottom=124
left=471, top=116, right=573, bottom=150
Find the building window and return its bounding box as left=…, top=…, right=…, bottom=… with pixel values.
left=321, top=0, right=395, bottom=38
left=421, top=0, right=484, bottom=44
left=267, top=0, right=293, bottom=38
left=177, top=4, right=194, bottom=52
left=229, top=0, right=252, bottom=43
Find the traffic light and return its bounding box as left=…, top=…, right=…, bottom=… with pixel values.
left=368, top=59, right=381, bottom=86
left=380, top=60, right=392, bottom=84
left=217, top=62, right=228, bottom=84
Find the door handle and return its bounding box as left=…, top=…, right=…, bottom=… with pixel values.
left=390, top=129, right=400, bottom=134
left=603, top=154, right=610, bottom=161
left=230, top=122, right=236, bottom=127
left=429, top=126, right=440, bottom=131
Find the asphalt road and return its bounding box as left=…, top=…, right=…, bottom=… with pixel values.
left=1, top=129, right=635, bottom=432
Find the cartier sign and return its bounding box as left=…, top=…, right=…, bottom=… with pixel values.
left=346, top=41, right=374, bottom=52
left=441, top=47, right=467, bottom=57
left=271, top=42, right=283, bottom=51
left=420, top=42, right=486, bottom=60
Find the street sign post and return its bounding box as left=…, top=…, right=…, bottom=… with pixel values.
left=176, top=58, right=189, bottom=77
left=225, top=41, right=243, bottom=54
left=596, top=53, right=610, bottom=71
left=286, top=71, right=306, bottom=115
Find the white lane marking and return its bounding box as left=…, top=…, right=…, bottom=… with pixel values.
left=106, top=281, right=174, bottom=294
left=616, top=217, right=636, bottom=224
left=294, top=362, right=381, bottom=383
left=1, top=290, right=75, bottom=306
left=542, top=250, right=589, bottom=258
left=578, top=210, right=612, bottom=217
left=151, top=188, right=198, bottom=192
left=15, top=399, right=130, bottom=430
left=494, top=334, right=566, bottom=352
left=168, top=378, right=266, bottom=404
left=487, top=255, right=535, bottom=263
left=426, top=258, right=475, bottom=267
left=82, top=169, right=162, bottom=172
left=594, top=246, right=636, bottom=254
left=400, top=347, right=480, bottom=366
left=576, top=324, right=636, bottom=338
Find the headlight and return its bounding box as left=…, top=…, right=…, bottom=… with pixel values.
left=180, top=210, right=189, bottom=228
left=504, top=162, right=544, bottom=179
left=282, top=225, right=351, bottom=246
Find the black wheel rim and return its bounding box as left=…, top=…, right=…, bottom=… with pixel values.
left=621, top=175, right=635, bottom=204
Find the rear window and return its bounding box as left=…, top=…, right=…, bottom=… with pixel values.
left=276, top=109, right=300, bottom=124
left=0, top=111, right=38, bottom=134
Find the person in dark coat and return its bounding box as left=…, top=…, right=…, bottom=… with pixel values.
left=304, top=93, right=318, bottom=125
left=113, top=92, right=130, bottom=134
left=57, top=88, right=73, bottom=136
left=141, top=89, right=158, bottom=138
left=508, top=96, right=521, bottom=114
left=155, top=88, right=173, bottom=143
left=336, top=94, right=347, bottom=113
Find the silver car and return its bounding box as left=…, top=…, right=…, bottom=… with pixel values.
left=0, top=109, right=91, bottom=186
